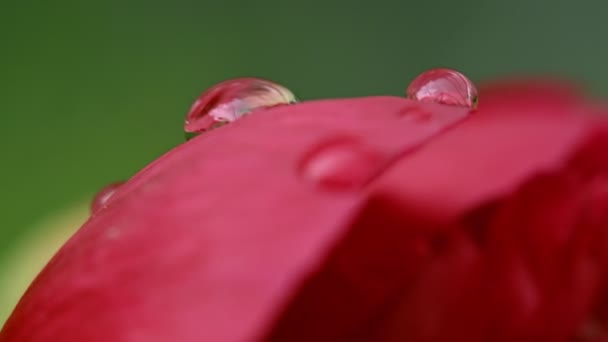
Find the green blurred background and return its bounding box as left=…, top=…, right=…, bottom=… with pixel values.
left=1, top=0, right=607, bottom=322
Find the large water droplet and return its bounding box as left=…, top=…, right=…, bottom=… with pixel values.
left=407, top=68, right=478, bottom=109
left=184, top=77, right=298, bottom=137
left=91, top=181, right=124, bottom=213
left=299, top=139, right=384, bottom=190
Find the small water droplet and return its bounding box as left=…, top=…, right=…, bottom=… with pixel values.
left=184, top=77, right=298, bottom=137
left=407, top=68, right=478, bottom=109
left=91, top=181, right=124, bottom=213
left=299, top=139, right=384, bottom=190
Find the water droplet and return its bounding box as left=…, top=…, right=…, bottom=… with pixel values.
left=299, top=139, right=384, bottom=190
left=91, top=182, right=124, bottom=213
left=184, top=77, right=298, bottom=136
left=407, top=68, right=478, bottom=109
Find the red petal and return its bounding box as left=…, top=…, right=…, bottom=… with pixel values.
left=3, top=84, right=608, bottom=341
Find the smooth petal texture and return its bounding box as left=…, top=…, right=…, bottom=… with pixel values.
left=371, top=103, right=597, bottom=226
left=478, top=78, right=584, bottom=110
left=2, top=83, right=608, bottom=342
left=0, top=97, right=471, bottom=342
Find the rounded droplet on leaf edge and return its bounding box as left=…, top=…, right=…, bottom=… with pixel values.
left=91, top=181, right=124, bottom=213
left=407, top=68, right=478, bottom=109
left=184, top=77, right=298, bottom=138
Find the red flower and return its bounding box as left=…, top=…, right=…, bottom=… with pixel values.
left=2, top=79, right=608, bottom=341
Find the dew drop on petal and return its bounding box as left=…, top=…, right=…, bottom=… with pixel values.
left=299, top=139, right=384, bottom=190
left=91, top=181, right=124, bottom=213
left=407, top=68, right=478, bottom=109
left=184, top=77, right=298, bottom=137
